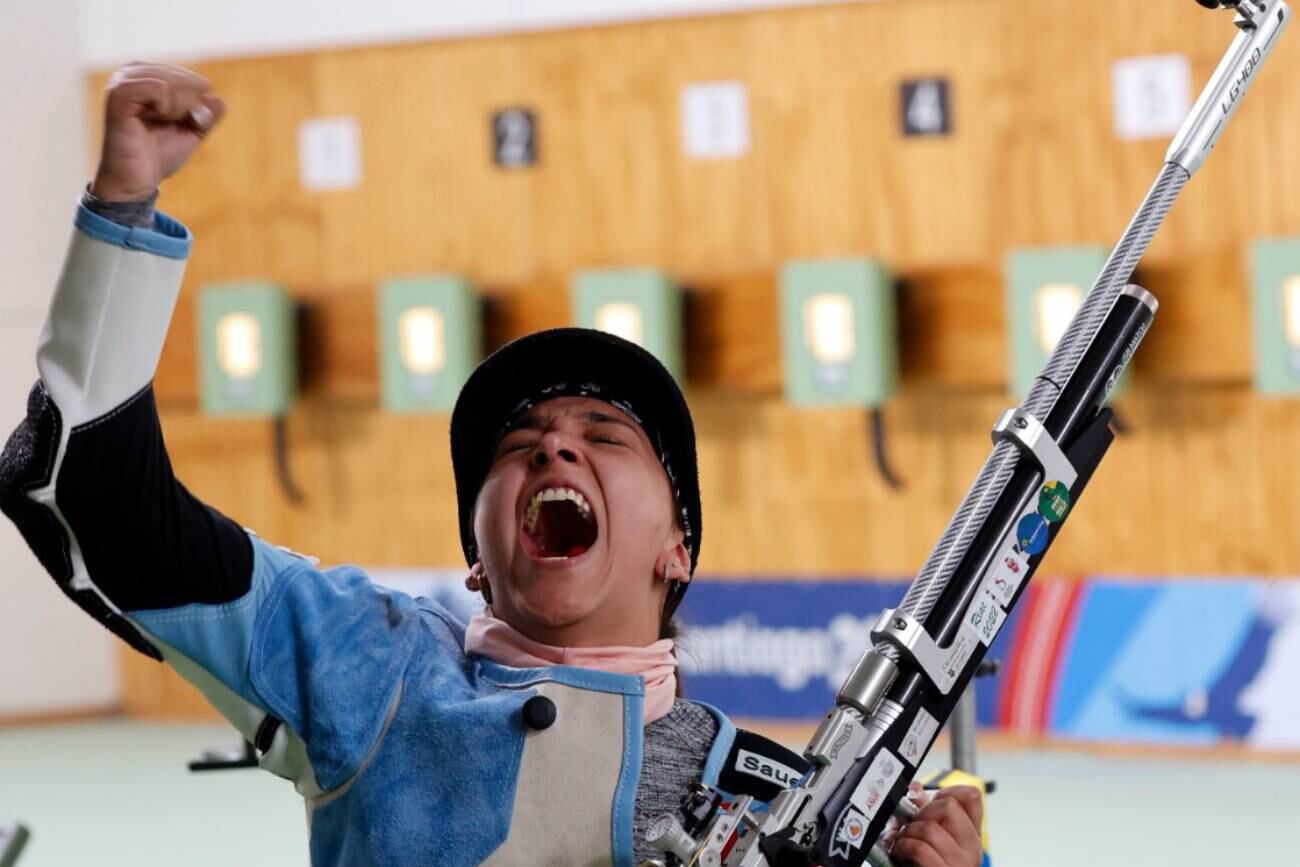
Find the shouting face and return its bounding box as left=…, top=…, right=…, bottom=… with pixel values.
left=472, top=396, right=689, bottom=647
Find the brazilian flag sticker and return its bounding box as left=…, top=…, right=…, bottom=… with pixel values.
left=1038, top=480, right=1072, bottom=524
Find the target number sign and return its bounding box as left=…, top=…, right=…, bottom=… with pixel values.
left=901, top=78, right=952, bottom=137
left=493, top=109, right=538, bottom=168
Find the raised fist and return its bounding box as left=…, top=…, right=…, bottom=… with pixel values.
left=90, top=62, right=226, bottom=202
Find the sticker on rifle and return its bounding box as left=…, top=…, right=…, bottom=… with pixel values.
left=1016, top=513, right=1051, bottom=556
left=967, top=588, right=1007, bottom=645
left=938, top=625, right=980, bottom=692
left=900, top=707, right=940, bottom=766
left=1038, top=481, right=1072, bottom=523
left=983, top=537, right=1029, bottom=608
left=832, top=806, right=870, bottom=854
left=849, top=749, right=905, bottom=821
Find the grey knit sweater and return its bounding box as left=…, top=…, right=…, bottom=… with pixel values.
left=636, top=699, right=719, bottom=862
left=81, top=190, right=721, bottom=862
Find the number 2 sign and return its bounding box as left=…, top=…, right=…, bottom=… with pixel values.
left=492, top=108, right=538, bottom=168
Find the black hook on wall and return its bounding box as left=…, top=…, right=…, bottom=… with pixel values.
left=265, top=300, right=315, bottom=506
left=272, top=416, right=305, bottom=505
left=869, top=406, right=904, bottom=490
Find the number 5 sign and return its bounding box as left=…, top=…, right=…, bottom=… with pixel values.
left=492, top=108, right=538, bottom=168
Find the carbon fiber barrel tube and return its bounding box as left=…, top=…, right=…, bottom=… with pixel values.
left=888, top=163, right=1187, bottom=638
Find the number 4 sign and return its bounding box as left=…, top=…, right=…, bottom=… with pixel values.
left=901, top=78, right=952, bottom=137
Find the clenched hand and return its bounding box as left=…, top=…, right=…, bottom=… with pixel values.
left=90, top=62, right=226, bottom=202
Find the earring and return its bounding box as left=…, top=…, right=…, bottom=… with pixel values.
left=662, top=563, right=672, bottom=584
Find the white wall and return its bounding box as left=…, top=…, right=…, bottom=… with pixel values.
left=78, top=0, right=847, bottom=67
left=0, top=0, right=121, bottom=716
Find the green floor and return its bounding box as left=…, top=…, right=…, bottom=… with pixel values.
left=1, top=719, right=1294, bottom=865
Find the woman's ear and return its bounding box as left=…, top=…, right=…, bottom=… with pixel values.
left=655, top=540, right=691, bottom=585
left=467, top=560, right=492, bottom=605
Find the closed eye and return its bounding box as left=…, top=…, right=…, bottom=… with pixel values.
left=495, top=437, right=537, bottom=458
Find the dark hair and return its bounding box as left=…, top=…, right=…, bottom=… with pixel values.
left=659, top=615, right=679, bottom=642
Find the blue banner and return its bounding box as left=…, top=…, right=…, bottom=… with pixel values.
left=675, top=580, right=910, bottom=717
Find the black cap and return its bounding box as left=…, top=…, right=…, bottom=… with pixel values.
left=450, top=328, right=702, bottom=613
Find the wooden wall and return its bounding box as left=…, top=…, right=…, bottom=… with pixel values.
left=91, top=0, right=1300, bottom=716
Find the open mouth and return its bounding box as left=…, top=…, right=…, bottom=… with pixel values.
left=522, top=486, right=599, bottom=560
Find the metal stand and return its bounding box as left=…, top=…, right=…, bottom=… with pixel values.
left=949, top=686, right=979, bottom=775
left=0, top=821, right=30, bottom=867
left=188, top=739, right=259, bottom=772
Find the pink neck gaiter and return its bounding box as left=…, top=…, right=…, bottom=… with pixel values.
left=464, top=611, right=678, bottom=725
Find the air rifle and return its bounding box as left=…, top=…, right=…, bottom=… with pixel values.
left=644, top=3, right=1291, bottom=865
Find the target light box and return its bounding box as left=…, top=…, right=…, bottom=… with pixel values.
left=379, top=276, right=482, bottom=413
left=198, top=282, right=296, bottom=417
left=1250, top=238, right=1300, bottom=395
left=1006, top=246, right=1116, bottom=399
left=573, top=268, right=684, bottom=381
left=779, top=258, right=897, bottom=407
